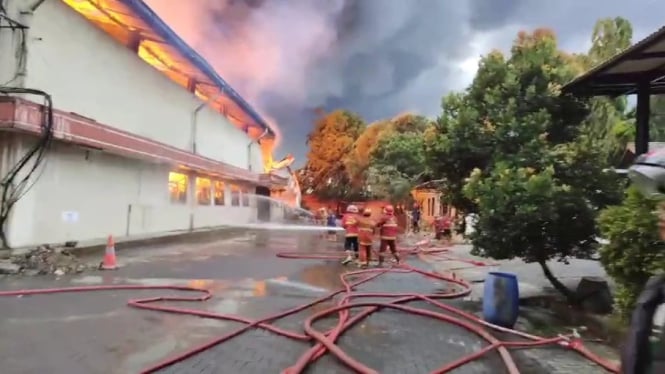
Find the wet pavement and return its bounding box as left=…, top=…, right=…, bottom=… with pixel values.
left=0, top=230, right=613, bottom=373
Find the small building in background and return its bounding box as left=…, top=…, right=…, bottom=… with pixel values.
left=411, top=181, right=455, bottom=228
left=0, top=0, right=283, bottom=248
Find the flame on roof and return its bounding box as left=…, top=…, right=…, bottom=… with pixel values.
left=61, top=0, right=275, bottom=137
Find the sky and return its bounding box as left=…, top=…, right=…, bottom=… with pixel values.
left=144, top=0, right=665, bottom=166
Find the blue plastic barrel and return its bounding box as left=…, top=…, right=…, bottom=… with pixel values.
left=482, top=271, right=520, bottom=328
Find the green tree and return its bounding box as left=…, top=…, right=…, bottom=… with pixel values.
left=581, top=17, right=634, bottom=163
left=597, top=187, right=665, bottom=319
left=390, top=112, right=433, bottom=134
left=650, top=95, right=665, bottom=142
left=433, top=29, right=621, bottom=301
left=426, top=51, right=509, bottom=213
left=364, top=113, right=434, bottom=202
left=588, top=17, right=633, bottom=63
left=301, top=110, right=365, bottom=199
left=367, top=131, right=430, bottom=202
left=344, top=119, right=392, bottom=189
left=347, top=113, right=434, bottom=198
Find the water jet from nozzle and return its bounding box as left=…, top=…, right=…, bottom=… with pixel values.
left=231, top=194, right=344, bottom=232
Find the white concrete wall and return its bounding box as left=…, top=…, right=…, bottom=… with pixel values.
left=2, top=0, right=260, bottom=170
left=248, top=142, right=264, bottom=173
left=4, top=134, right=259, bottom=248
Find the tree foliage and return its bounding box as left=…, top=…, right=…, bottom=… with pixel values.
left=588, top=17, right=633, bottom=63
left=430, top=29, right=622, bottom=301
left=598, top=187, right=665, bottom=319
left=364, top=114, right=434, bottom=202
left=650, top=96, right=665, bottom=142
left=344, top=119, right=392, bottom=188
left=301, top=110, right=365, bottom=199
left=579, top=17, right=634, bottom=163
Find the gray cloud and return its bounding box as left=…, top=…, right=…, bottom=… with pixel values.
left=145, top=0, right=665, bottom=165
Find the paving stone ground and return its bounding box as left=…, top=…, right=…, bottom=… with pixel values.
left=0, top=231, right=614, bottom=373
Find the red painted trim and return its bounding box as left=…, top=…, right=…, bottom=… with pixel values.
left=0, top=98, right=263, bottom=184
left=259, top=173, right=289, bottom=188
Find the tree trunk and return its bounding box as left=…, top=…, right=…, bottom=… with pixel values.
left=537, top=260, right=579, bottom=305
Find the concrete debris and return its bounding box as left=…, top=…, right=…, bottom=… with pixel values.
left=3, top=244, right=93, bottom=276
left=0, top=261, right=21, bottom=275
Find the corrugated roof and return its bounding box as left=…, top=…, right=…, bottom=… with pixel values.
left=563, top=25, right=665, bottom=96
left=63, top=0, right=273, bottom=136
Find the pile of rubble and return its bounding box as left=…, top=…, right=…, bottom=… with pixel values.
left=0, top=245, right=91, bottom=276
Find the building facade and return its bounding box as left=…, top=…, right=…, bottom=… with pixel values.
left=0, top=0, right=284, bottom=248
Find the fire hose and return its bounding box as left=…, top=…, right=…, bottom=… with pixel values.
left=0, top=246, right=619, bottom=373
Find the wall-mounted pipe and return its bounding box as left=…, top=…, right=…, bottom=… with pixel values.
left=27, top=0, right=47, bottom=12
left=191, top=91, right=226, bottom=154
left=247, top=127, right=269, bottom=171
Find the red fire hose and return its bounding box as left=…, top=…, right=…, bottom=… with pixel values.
left=0, top=245, right=619, bottom=374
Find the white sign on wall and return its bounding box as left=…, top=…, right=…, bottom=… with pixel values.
left=61, top=211, right=79, bottom=223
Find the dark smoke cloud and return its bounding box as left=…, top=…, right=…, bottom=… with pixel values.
left=145, top=0, right=665, bottom=165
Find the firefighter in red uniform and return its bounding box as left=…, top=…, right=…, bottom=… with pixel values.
left=341, top=205, right=360, bottom=265
left=376, top=205, right=401, bottom=265
left=433, top=215, right=452, bottom=242
left=357, top=207, right=376, bottom=268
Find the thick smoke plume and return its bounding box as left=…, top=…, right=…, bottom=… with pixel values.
left=147, top=0, right=659, bottom=161
left=144, top=0, right=505, bottom=160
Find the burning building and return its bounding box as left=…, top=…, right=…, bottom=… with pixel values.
left=0, top=0, right=291, bottom=248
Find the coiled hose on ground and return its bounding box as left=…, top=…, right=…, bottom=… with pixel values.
left=0, top=244, right=619, bottom=373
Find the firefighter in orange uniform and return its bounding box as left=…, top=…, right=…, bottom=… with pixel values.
left=341, top=205, right=360, bottom=265
left=376, top=205, right=401, bottom=265
left=357, top=207, right=376, bottom=268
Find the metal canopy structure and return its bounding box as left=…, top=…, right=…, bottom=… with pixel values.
left=62, top=0, right=274, bottom=137
left=562, top=25, right=665, bottom=155
left=563, top=26, right=665, bottom=96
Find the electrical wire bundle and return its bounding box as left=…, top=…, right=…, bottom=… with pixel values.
left=0, top=2, right=54, bottom=248
left=0, top=88, right=54, bottom=248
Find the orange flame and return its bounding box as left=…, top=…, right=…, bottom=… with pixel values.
left=62, top=0, right=283, bottom=165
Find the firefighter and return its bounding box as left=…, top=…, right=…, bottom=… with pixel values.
left=376, top=204, right=400, bottom=265
left=357, top=207, right=376, bottom=268
left=341, top=205, right=360, bottom=265
left=433, top=215, right=444, bottom=240
left=433, top=215, right=452, bottom=242
left=314, top=207, right=324, bottom=226
left=411, top=202, right=421, bottom=233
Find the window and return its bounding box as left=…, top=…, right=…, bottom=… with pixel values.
left=440, top=202, right=449, bottom=216
left=196, top=177, right=212, bottom=205
left=231, top=184, right=240, bottom=206
left=214, top=181, right=225, bottom=206
left=169, top=172, right=188, bottom=204
left=242, top=187, right=250, bottom=206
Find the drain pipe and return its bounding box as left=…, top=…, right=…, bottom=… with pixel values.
left=191, top=92, right=226, bottom=154
left=247, top=127, right=269, bottom=172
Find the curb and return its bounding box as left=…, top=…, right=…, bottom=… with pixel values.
left=7, top=227, right=253, bottom=259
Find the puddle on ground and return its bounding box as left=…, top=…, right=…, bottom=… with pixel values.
left=4, top=309, right=122, bottom=325
left=118, top=335, right=180, bottom=373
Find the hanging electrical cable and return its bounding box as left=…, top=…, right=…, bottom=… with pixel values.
left=0, top=3, right=54, bottom=248
left=0, top=87, right=53, bottom=248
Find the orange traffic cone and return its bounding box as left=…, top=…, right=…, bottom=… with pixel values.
left=101, top=235, right=118, bottom=270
